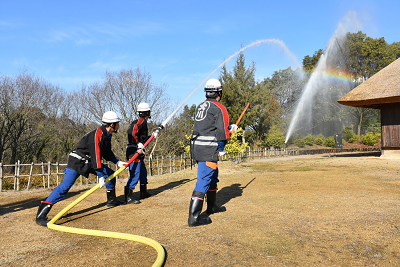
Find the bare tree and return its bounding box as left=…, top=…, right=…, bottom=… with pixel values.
left=78, top=68, right=170, bottom=125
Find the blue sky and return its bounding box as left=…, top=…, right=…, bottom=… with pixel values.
left=1, top=1, right=399, bottom=108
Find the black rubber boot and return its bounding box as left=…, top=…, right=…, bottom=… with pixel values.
left=188, top=191, right=212, bottom=227
left=125, top=186, right=140, bottom=204
left=206, top=190, right=226, bottom=215
left=140, top=184, right=153, bottom=199
left=106, top=189, right=126, bottom=207
left=36, top=201, right=53, bottom=227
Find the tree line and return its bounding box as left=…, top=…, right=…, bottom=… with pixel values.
left=1, top=31, right=399, bottom=165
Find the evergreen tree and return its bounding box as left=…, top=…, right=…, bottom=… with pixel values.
left=219, top=53, right=283, bottom=142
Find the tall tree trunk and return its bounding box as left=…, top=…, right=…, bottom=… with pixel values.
left=357, top=109, right=363, bottom=141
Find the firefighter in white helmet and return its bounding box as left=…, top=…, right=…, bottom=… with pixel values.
left=188, top=78, right=237, bottom=227
left=35, top=111, right=128, bottom=227
left=124, top=103, right=153, bottom=204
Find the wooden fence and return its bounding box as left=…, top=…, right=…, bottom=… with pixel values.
left=0, top=147, right=381, bottom=192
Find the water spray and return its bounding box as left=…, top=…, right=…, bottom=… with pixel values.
left=162, top=39, right=300, bottom=129
left=285, top=15, right=359, bottom=143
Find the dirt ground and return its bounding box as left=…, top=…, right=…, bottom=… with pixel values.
left=1, top=152, right=400, bottom=266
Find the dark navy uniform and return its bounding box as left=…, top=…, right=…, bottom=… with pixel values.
left=191, top=99, right=231, bottom=193
left=126, top=118, right=149, bottom=191
left=45, top=126, right=119, bottom=204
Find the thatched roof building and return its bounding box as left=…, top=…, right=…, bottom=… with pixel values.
left=338, top=57, right=400, bottom=157
left=338, top=58, right=400, bottom=109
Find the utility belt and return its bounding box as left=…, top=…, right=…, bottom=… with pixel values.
left=69, top=151, right=90, bottom=163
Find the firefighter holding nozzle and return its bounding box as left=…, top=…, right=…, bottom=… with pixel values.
left=188, top=78, right=237, bottom=227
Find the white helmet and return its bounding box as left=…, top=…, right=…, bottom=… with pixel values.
left=137, top=102, right=151, bottom=112
left=138, top=102, right=151, bottom=118
left=102, top=111, right=120, bottom=124
left=204, top=78, right=222, bottom=92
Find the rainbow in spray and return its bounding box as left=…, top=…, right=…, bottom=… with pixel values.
left=299, top=68, right=355, bottom=85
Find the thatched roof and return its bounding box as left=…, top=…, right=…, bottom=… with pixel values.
left=338, top=57, right=400, bottom=109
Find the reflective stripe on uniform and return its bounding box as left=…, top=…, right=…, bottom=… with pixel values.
left=193, top=136, right=218, bottom=146
left=69, top=152, right=89, bottom=163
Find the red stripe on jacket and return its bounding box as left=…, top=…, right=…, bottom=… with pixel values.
left=132, top=118, right=144, bottom=143
left=94, top=128, right=103, bottom=169
left=209, top=101, right=231, bottom=140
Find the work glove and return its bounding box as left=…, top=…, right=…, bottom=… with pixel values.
left=117, top=161, right=128, bottom=168
left=96, top=169, right=107, bottom=188
left=99, top=177, right=106, bottom=188
left=137, top=142, right=145, bottom=154
left=229, top=124, right=238, bottom=133
left=217, top=140, right=227, bottom=157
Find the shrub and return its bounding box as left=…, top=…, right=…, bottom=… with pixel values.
left=225, top=128, right=249, bottom=154
left=304, top=135, right=314, bottom=146
left=348, top=134, right=358, bottom=143
left=314, top=137, right=324, bottom=145
left=323, top=136, right=336, bottom=148
left=361, top=132, right=380, bottom=146
left=342, top=126, right=354, bottom=141
left=294, top=137, right=306, bottom=148
left=260, top=125, right=286, bottom=149
left=314, top=134, right=325, bottom=145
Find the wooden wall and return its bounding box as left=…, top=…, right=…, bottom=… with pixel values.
left=381, top=103, right=400, bottom=148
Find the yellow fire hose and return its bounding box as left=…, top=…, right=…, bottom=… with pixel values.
left=47, top=132, right=165, bottom=267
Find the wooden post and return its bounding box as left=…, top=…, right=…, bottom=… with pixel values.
left=14, top=162, right=17, bottom=191
left=27, top=162, right=34, bottom=190
left=47, top=161, right=51, bottom=188
left=16, top=160, right=20, bottom=191
left=161, top=156, right=164, bottom=175
left=41, top=162, right=46, bottom=188
left=157, top=156, right=159, bottom=175
left=56, top=162, right=59, bottom=185
left=0, top=162, right=2, bottom=192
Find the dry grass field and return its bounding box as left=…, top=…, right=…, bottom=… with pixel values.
left=1, top=151, right=400, bottom=266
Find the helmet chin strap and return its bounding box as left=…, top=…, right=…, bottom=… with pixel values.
left=110, top=123, right=118, bottom=133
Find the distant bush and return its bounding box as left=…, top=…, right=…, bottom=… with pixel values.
left=314, top=134, right=325, bottom=145
left=294, top=138, right=306, bottom=148
left=348, top=134, right=359, bottom=143
left=314, top=137, right=324, bottom=145
left=361, top=132, right=380, bottom=146
left=225, top=128, right=249, bottom=153
left=342, top=126, right=354, bottom=141
left=304, top=135, right=314, bottom=146
left=260, top=125, right=286, bottom=149
left=323, top=136, right=336, bottom=148
left=342, top=126, right=358, bottom=143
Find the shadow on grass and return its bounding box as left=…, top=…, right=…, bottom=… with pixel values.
left=0, top=189, right=88, bottom=216
left=324, top=152, right=381, bottom=158
left=216, top=177, right=256, bottom=208
left=130, top=178, right=196, bottom=200
left=57, top=178, right=195, bottom=223
left=57, top=202, right=111, bottom=224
